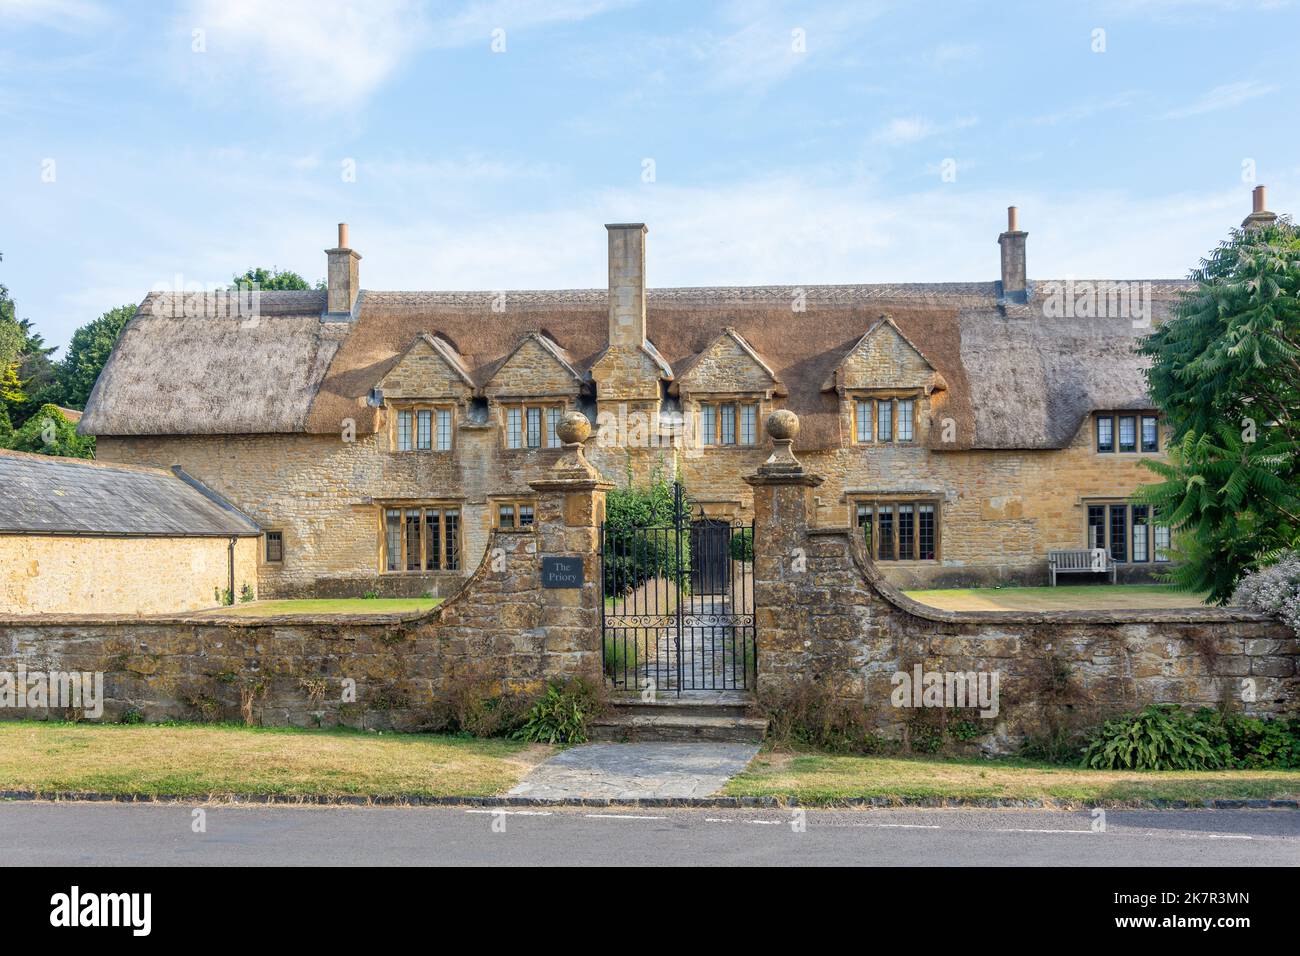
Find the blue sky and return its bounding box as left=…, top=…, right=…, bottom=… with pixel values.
left=1, top=0, right=1296, bottom=351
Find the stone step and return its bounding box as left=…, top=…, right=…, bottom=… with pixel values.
left=606, top=691, right=754, bottom=720
left=589, top=711, right=768, bottom=744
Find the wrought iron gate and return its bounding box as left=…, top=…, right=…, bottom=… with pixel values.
left=600, top=482, right=756, bottom=694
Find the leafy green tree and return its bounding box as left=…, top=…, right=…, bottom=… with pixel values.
left=603, top=468, right=693, bottom=597
left=230, top=267, right=315, bottom=291
left=0, top=405, right=12, bottom=447
left=0, top=284, right=25, bottom=408
left=9, top=317, right=61, bottom=426
left=1138, top=216, right=1300, bottom=602
left=7, top=403, right=94, bottom=458
left=58, top=305, right=134, bottom=410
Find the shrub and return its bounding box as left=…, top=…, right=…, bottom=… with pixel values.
left=1081, top=704, right=1228, bottom=770
left=602, top=633, right=639, bottom=682
left=603, top=470, right=691, bottom=598
left=1232, top=552, right=1300, bottom=636
left=758, top=679, right=888, bottom=755
left=118, top=707, right=145, bottom=725
left=514, top=679, right=603, bottom=745
left=1019, top=728, right=1087, bottom=765
left=1205, top=708, right=1300, bottom=769
left=435, top=675, right=531, bottom=738
left=729, top=527, right=754, bottom=563
left=239, top=583, right=255, bottom=603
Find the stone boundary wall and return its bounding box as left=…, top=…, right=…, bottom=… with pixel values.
left=0, top=433, right=610, bottom=728
left=746, top=424, right=1298, bottom=751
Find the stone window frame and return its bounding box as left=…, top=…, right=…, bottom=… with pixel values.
left=1094, top=411, right=1159, bottom=455
left=695, top=396, right=762, bottom=448
left=849, top=389, right=921, bottom=446
left=1084, top=498, right=1171, bottom=564
left=851, top=494, right=940, bottom=562
left=493, top=497, right=537, bottom=529
left=379, top=501, right=463, bottom=573
left=263, top=530, right=284, bottom=564
left=501, top=401, right=566, bottom=450
left=390, top=402, right=456, bottom=453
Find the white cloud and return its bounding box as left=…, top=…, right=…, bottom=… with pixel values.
left=872, top=115, right=977, bottom=146
left=0, top=0, right=108, bottom=31
left=179, top=0, right=631, bottom=109
left=1162, top=80, right=1277, bottom=118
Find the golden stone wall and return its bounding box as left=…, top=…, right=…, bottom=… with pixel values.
left=0, top=534, right=258, bottom=615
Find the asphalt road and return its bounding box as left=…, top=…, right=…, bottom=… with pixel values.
left=3, top=802, right=1298, bottom=866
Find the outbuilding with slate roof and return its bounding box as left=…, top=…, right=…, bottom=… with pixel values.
left=0, top=450, right=261, bottom=615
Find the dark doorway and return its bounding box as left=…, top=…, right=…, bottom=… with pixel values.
left=690, top=518, right=731, bottom=596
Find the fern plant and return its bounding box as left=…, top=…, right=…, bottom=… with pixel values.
left=513, top=680, right=601, bottom=745
left=1081, top=704, right=1228, bottom=771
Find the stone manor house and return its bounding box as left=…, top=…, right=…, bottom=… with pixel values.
left=77, top=195, right=1280, bottom=599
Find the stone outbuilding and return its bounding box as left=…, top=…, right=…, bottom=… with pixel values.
left=0, top=449, right=261, bottom=615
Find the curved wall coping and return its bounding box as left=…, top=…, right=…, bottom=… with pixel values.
left=805, top=526, right=1270, bottom=626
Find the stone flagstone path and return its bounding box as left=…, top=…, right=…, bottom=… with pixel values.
left=507, top=742, right=760, bottom=800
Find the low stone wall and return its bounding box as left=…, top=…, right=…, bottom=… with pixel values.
left=0, top=445, right=610, bottom=729
left=746, top=439, right=1298, bottom=751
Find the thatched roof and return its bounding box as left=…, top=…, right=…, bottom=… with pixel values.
left=81, top=280, right=1193, bottom=451
left=0, top=449, right=261, bottom=536
left=78, top=290, right=341, bottom=436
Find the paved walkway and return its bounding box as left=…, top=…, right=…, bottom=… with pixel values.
left=507, top=742, right=760, bottom=800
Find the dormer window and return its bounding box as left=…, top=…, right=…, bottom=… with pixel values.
left=505, top=402, right=563, bottom=449
left=394, top=405, right=454, bottom=452
left=1095, top=412, right=1159, bottom=454
left=853, top=395, right=917, bottom=445
left=698, top=401, right=759, bottom=446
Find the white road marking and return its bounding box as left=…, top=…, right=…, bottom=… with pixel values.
left=1204, top=834, right=1254, bottom=840
left=464, top=809, right=553, bottom=816
left=704, top=818, right=734, bottom=823
left=747, top=819, right=782, bottom=825
left=871, top=823, right=943, bottom=829
left=993, top=827, right=1094, bottom=834
left=584, top=814, right=666, bottom=821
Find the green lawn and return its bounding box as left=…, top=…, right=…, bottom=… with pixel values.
left=903, top=584, right=1209, bottom=612
left=724, top=751, right=1300, bottom=804
left=200, top=598, right=443, bottom=617
left=0, top=722, right=546, bottom=798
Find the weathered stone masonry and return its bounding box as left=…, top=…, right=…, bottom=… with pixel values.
left=746, top=419, right=1298, bottom=749
left=0, top=426, right=609, bottom=727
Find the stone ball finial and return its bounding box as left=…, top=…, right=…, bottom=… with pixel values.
left=766, top=409, right=799, bottom=442
left=556, top=410, right=591, bottom=445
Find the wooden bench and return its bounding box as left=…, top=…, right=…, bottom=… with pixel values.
left=1048, top=548, right=1116, bottom=586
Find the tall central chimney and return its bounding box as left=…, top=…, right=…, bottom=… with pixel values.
left=326, top=222, right=361, bottom=317
left=998, top=205, right=1028, bottom=304
left=606, top=223, right=647, bottom=348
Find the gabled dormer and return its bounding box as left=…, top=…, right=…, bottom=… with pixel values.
left=378, top=332, right=475, bottom=401
left=824, top=316, right=947, bottom=447
left=378, top=333, right=475, bottom=454
left=482, top=331, right=585, bottom=401
left=821, top=316, right=945, bottom=395
left=670, top=328, right=784, bottom=401
left=484, top=332, right=586, bottom=452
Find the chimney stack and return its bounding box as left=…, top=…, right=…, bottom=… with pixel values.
left=998, top=205, right=1028, bottom=304
left=606, top=223, right=647, bottom=348
left=1242, top=185, right=1277, bottom=230
left=326, top=222, right=361, bottom=317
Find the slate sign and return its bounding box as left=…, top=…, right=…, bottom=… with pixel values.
left=541, top=556, right=584, bottom=588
